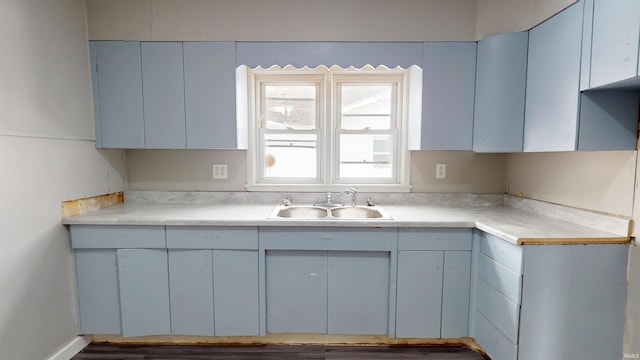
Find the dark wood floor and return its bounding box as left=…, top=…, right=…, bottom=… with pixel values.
left=72, top=344, right=489, bottom=359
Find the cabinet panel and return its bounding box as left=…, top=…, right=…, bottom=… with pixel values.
left=518, top=245, right=628, bottom=360
left=475, top=312, right=518, bottom=360
left=213, top=250, right=259, bottom=336
left=94, top=41, right=145, bottom=148
left=398, top=228, right=472, bottom=251
left=478, top=253, right=522, bottom=305
left=117, top=249, right=171, bottom=337
left=168, top=250, right=215, bottom=336
left=71, top=225, right=165, bottom=249
left=74, top=250, right=121, bottom=334
left=479, top=232, right=523, bottom=274
left=259, top=227, right=394, bottom=251
left=327, top=252, right=389, bottom=335
left=441, top=251, right=471, bottom=337
left=396, top=251, right=443, bottom=338
left=166, top=226, right=258, bottom=249
left=419, top=42, right=476, bottom=150
left=183, top=42, right=237, bottom=149
left=524, top=2, right=584, bottom=152
left=590, top=0, right=640, bottom=88
left=89, top=42, right=102, bottom=148
left=473, top=32, right=528, bottom=153
left=577, top=90, right=640, bottom=151
left=141, top=42, right=186, bottom=149
left=265, top=251, right=327, bottom=333
left=477, top=280, right=520, bottom=344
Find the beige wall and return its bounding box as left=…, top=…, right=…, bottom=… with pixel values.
left=85, top=0, right=478, bottom=41
left=476, top=0, right=576, bottom=38
left=507, top=151, right=637, bottom=218
left=127, top=150, right=507, bottom=194
left=0, top=1, right=126, bottom=359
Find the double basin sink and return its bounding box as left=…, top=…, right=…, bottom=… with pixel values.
left=269, top=204, right=392, bottom=220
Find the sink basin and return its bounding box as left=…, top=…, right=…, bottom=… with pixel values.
left=330, top=206, right=385, bottom=219
left=275, top=206, right=328, bottom=218
left=269, top=205, right=391, bottom=220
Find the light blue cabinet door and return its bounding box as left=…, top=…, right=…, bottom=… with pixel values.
left=419, top=42, right=476, bottom=150
left=590, top=0, right=640, bottom=88
left=168, top=250, right=215, bottom=336
left=266, top=251, right=327, bottom=333
left=74, top=250, right=121, bottom=334
left=473, top=32, right=528, bottom=153
left=327, top=251, right=389, bottom=335
left=518, top=245, right=628, bottom=360
left=94, top=41, right=145, bottom=148
left=213, top=250, right=259, bottom=336
left=441, top=251, right=471, bottom=337
left=141, top=42, right=186, bottom=149
left=117, top=249, right=171, bottom=337
left=524, top=2, right=584, bottom=152
left=396, top=251, right=443, bottom=338
left=183, top=42, right=237, bottom=149
left=89, top=42, right=102, bottom=148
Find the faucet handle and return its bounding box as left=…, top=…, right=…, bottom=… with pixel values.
left=283, top=196, right=292, bottom=206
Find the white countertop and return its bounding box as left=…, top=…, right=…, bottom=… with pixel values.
left=62, top=192, right=631, bottom=245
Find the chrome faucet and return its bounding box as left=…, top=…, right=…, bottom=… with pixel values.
left=324, top=187, right=358, bottom=207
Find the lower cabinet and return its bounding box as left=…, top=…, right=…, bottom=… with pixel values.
left=395, top=228, right=472, bottom=338
left=71, top=225, right=260, bottom=337
left=470, top=230, right=628, bottom=360
left=168, top=249, right=259, bottom=336
left=266, top=250, right=390, bottom=335
left=260, top=227, right=396, bottom=336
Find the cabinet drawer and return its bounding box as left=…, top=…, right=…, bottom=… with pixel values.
left=166, top=226, right=257, bottom=249
left=259, top=227, right=395, bottom=251
left=480, top=232, right=523, bottom=274
left=477, top=280, right=520, bottom=344
left=398, top=228, right=472, bottom=250
left=475, top=312, right=518, bottom=360
left=478, top=253, right=522, bottom=304
left=71, top=225, right=165, bottom=249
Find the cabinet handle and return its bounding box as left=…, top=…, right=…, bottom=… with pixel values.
left=321, top=235, right=335, bottom=240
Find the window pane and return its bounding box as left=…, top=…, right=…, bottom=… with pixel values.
left=264, top=85, right=316, bottom=130
left=341, top=85, right=392, bottom=130
left=339, top=134, right=393, bottom=179
left=263, top=133, right=317, bottom=179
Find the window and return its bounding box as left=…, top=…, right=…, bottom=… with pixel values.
left=244, top=65, right=417, bottom=191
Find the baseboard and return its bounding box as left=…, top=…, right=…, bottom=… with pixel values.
left=47, top=336, right=90, bottom=360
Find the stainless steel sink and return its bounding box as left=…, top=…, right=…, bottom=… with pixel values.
left=274, top=206, right=328, bottom=219
left=269, top=205, right=391, bottom=220
left=330, top=206, right=386, bottom=219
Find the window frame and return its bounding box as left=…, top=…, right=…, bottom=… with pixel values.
left=245, top=65, right=412, bottom=192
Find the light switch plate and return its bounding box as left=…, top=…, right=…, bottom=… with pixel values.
left=436, top=163, right=446, bottom=179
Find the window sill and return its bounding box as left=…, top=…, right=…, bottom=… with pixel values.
left=245, top=184, right=412, bottom=193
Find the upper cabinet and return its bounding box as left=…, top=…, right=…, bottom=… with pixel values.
left=93, top=41, right=145, bottom=148
left=586, top=0, right=640, bottom=88
left=524, top=2, right=584, bottom=152
left=417, top=42, right=477, bottom=151
left=184, top=42, right=238, bottom=149
left=91, top=41, right=238, bottom=149
left=141, top=42, right=187, bottom=149
left=473, top=32, right=528, bottom=153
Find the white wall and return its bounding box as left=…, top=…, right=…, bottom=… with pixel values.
left=0, top=1, right=125, bottom=359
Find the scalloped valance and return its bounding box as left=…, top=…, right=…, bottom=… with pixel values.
left=235, top=42, right=423, bottom=69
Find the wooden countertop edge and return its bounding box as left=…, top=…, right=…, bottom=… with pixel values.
left=516, top=237, right=631, bottom=245
left=62, top=192, right=124, bottom=219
